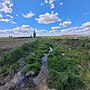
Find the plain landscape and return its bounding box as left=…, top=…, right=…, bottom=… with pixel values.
left=0, top=0, right=90, bottom=90
left=0, top=36, right=90, bottom=90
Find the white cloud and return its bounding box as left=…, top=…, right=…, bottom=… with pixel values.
left=21, top=25, right=31, bottom=30
left=10, top=21, right=17, bottom=24
left=0, top=13, right=3, bottom=19
left=22, top=11, right=35, bottom=18
left=0, top=13, right=10, bottom=22
left=50, top=4, right=54, bottom=9
left=0, top=25, right=48, bottom=37
left=60, top=27, right=79, bottom=35
left=0, top=13, right=16, bottom=24
left=0, top=0, right=13, bottom=13
left=0, top=21, right=90, bottom=37
left=0, top=0, right=14, bottom=23
left=60, top=2, right=63, bottom=6
left=13, top=25, right=35, bottom=31
left=0, top=18, right=10, bottom=22
left=51, top=26, right=60, bottom=30
left=60, top=27, right=78, bottom=33
left=49, top=30, right=60, bottom=36
left=16, top=14, right=18, bottom=16
left=49, top=0, right=55, bottom=4
left=60, top=21, right=72, bottom=27
left=80, top=22, right=90, bottom=28
left=45, top=0, right=55, bottom=4
left=60, top=22, right=90, bottom=35
left=35, top=12, right=61, bottom=24
left=40, top=3, right=44, bottom=6
left=36, top=29, right=48, bottom=36
left=44, top=0, right=55, bottom=9
left=6, top=14, right=13, bottom=18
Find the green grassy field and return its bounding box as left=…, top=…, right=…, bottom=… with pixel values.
left=0, top=36, right=90, bottom=90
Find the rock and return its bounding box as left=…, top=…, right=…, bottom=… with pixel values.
left=2, top=82, right=15, bottom=90
left=0, top=75, right=12, bottom=86
left=0, top=72, right=25, bottom=90
left=11, top=72, right=24, bottom=84
left=26, top=71, right=35, bottom=77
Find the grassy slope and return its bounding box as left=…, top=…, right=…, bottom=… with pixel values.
left=0, top=36, right=90, bottom=90
left=45, top=36, right=90, bottom=90
left=0, top=38, right=49, bottom=77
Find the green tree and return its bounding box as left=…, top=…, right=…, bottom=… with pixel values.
left=33, top=30, right=36, bottom=38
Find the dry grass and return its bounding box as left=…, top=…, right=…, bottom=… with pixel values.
left=0, top=38, right=36, bottom=49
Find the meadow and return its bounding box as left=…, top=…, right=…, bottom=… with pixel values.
left=0, top=36, right=90, bottom=90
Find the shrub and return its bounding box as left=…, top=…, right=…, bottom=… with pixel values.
left=22, top=63, right=40, bottom=75
left=10, top=47, right=23, bottom=61
left=25, top=53, right=36, bottom=64
left=21, top=43, right=31, bottom=54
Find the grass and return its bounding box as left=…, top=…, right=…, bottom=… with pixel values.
left=45, top=36, right=90, bottom=90
left=0, top=36, right=90, bottom=90
left=0, top=38, right=49, bottom=76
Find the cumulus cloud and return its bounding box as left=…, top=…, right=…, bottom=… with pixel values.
left=0, top=25, right=48, bottom=37
left=51, top=26, right=60, bottom=30
left=60, top=22, right=90, bottom=35
left=45, top=0, right=55, bottom=4
left=0, top=18, right=10, bottom=22
left=44, top=0, right=55, bottom=9
left=49, top=29, right=60, bottom=36
left=0, top=21, right=90, bottom=37
left=0, top=13, right=16, bottom=24
left=0, top=13, right=3, bottom=19
left=0, top=0, right=13, bottom=13
left=22, top=11, right=35, bottom=18
left=0, top=13, right=10, bottom=22
left=60, top=27, right=78, bottom=34
left=6, top=14, right=13, bottom=18
left=16, top=14, right=18, bottom=16
left=10, top=21, right=17, bottom=24
left=35, top=12, right=61, bottom=24
left=60, top=2, right=63, bottom=6
left=80, top=22, right=90, bottom=28
left=36, top=29, right=48, bottom=36
left=50, top=4, right=54, bottom=9
left=0, top=0, right=15, bottom=24
left=60, top=21, right=72, bottom=28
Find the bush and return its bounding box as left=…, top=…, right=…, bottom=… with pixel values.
left=22, top=63, right=40, bottom=75
left=10, top=47, right=23, bottom=61
left=21, top=43, right=31, bottom=55
left=25, top=53, right=37, bottom=64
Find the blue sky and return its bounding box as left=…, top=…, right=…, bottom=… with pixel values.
left=0, top=0, right=90, bottom=37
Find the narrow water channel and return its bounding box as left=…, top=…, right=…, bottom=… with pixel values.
left=0, top=47, right=53, bottom=90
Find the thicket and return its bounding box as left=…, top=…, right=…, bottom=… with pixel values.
left=47, top=37, right=90, bottom=90
left=0, top=39, right=49, bottom=76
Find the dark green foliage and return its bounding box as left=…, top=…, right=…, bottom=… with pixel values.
left=22, top=63, right=40, bottom=75
left=0, top=38, right=49, bottom=76
left=2, top=47, right=23, bottom=65
left=21, top=43, right=31, bottom=55
left=47, top=37, right=90, bottom=90
left=33, top=30, right=36, bottom=38
left=10, top=48, right=23, bottom=60
left=0, top=36, right=90, bottom=90
left=25, top=53, right=38, bottom=64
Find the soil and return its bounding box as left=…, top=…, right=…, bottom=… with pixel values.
left=0, top=38, right=33, bottom=49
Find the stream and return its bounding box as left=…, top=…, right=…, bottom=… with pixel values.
left=0, top=47, right=52, bottom=90
left=34, top=47, right=52, bottom=85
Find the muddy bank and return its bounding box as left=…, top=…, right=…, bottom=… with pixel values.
left=0, top=47, right=53, bottom=90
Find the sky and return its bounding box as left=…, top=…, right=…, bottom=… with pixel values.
left=0, top=0, right=90, bottom=37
